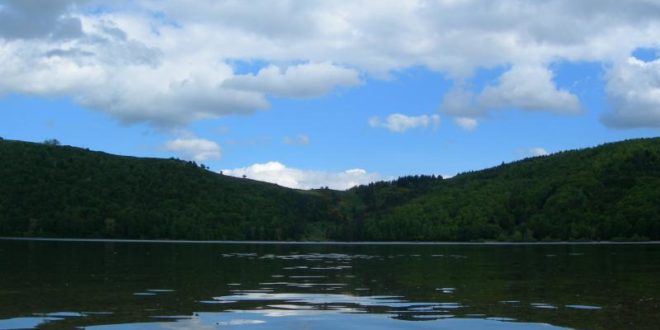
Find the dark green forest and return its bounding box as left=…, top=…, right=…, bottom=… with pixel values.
left=0, top=137, right=658, bottom=241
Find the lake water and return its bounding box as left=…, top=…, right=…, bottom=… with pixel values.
left=0, top=239, right=659, bottom=330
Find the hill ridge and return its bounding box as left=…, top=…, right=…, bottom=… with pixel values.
left=1, top=137, right=658, bottom=241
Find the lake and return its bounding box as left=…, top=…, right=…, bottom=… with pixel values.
left=0, top=239, right=658, bottom=330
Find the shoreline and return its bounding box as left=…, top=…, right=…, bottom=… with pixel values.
left=2, top=236, right=659, bottom=246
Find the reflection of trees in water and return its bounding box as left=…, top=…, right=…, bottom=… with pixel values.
left=0, top=240, right=658, bottom=329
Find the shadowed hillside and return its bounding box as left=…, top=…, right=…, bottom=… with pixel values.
left=346, top=138, right=660, bottom=241
left=0, top=139, right=336, bottom=240
left=0, top=137, right=658, bottom=241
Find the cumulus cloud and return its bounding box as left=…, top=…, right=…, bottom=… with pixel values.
left=454, top=117, right=478, bottom=131
left=222, top=161, right=382, bottom=190
left=163, top=137, right=221, bottom=161
left=440, top=87, right=482, bottom=118
left=440, top=87, right=482, bottom=131
left=369, top=113, right=440, bottom=133
left=0, top=20, right=269, bottom=126
left=515, top=147, right=550, bottom=158
left=478, top=65, right=581, bottom=113
left=527, top=147, right=550, bottom=157
left=602, top=57, right=660, bottom=128
left=439, top=65, right=581, bottom=126
left=223, top=62, right=360, bottom=98
left=0, top=0, right=85, bottom=40
left=1, top=1, right=660, bottom=127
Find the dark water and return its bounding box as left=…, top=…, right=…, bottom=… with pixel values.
left=0, top=240, right=659, bottom=330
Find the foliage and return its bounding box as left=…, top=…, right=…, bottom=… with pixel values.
left=0, top=138, right=658, bottom=241
left=344, top=138, right=660, bottom=241
left=0, top=140, right=337, bottom=240
left=43, top=139, right=61, bottom=146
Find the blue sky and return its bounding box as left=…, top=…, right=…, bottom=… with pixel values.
left=0, top=1, right=659, bottom=189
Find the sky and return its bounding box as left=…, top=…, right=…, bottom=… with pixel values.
left=0, top=0, right=659, bottom=190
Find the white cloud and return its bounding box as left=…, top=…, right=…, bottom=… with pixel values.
left=367, top=116, right=381, bottom=128
left=223, top=62, right=360, bottom=98
left=0, top=0, right=85, bottom=40
left=1, top=1, right=660, bottom=127
left=283, top=134, right=310, bottom=145
left=528, top=147, right=549, bottom=157
left=478, top=65, right=581, bottom=113
left=454, top=117, right=478, bottom=131
left=515, top=147, right=550, bottom=158
left=602, top=57, right=660, bottom=128
left=222, top=161, right=382, bottom=190
left=0, top=23, right=269, bottom=126
left=440, top=87, right=481, bottom=118
left=440, top=65, right=581, bottom=125
left=369, top=113, right=439, bottom=133
left=163, top=137, right=221, bottom=161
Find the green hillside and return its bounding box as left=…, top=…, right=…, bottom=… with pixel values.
left=0, top=139, right=336, bottom=240
left=346, top=138, right=660, bottom=241
left=0, top=137, right=659, bottom=241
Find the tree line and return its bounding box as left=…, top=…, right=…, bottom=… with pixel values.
left=0, top=137, right=658, bottom=241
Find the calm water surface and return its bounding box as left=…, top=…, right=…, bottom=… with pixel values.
left=0, top=239, right=659, bottom=330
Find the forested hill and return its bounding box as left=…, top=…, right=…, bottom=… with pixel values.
left=347, top=137, right=660, bottom=241
left=0, top=139, right=336, bottom=240
left=0, top=137, right=659, bottom=241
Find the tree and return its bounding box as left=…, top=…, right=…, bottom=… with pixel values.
left=43, top=139, right=60, bottom=146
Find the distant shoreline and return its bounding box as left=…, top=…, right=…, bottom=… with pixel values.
left=2, top=237, right=659, bottom=245
left=3, top=138, right=659, bottom=243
